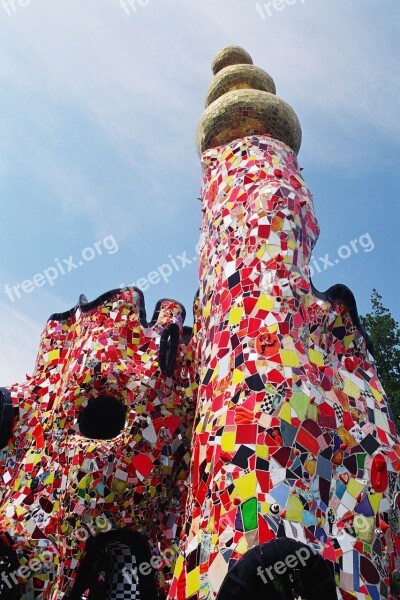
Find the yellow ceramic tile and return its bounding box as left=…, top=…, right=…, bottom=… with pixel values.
left=187, top=567, right=200, bottom=596
left=279, top=350, right=300, bottom=367
left=233, top=472, right=257, bottom=500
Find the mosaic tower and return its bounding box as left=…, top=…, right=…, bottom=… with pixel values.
left=168, top=46, right=400, bottom=600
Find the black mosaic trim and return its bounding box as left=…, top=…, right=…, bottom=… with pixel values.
left=312, top=282, right=373, bottom=355
left=0, top=388, right=15, bottom=449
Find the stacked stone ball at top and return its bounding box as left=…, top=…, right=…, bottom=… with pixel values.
left=205, top=65, right=276, bottom=107
left=211, top=45, right=253, bottom=75
left=197, top=45, right=302, bottom=155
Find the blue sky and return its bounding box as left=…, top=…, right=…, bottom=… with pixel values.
left=0, top=0, right=399, bottom=385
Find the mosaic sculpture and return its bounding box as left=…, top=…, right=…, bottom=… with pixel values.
left=0, top=290, right=196, bottom=599
left=0, top=45, right=399, bottom=600
left=168, top=47, right=400, bottom=600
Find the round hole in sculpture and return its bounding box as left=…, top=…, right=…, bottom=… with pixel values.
left=78, top=395, right=126, bottom=440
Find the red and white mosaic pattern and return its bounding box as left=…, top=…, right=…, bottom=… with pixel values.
left=0, top=289, right=196, bottom=599
left=168, top=135, right=400, bottom=600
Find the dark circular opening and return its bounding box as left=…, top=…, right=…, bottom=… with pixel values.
left=78, top=395, right=126, bottom=440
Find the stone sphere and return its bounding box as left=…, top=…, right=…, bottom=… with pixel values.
left=211, top=46, right=253, bottom=75
left=196, top=89, right=302, bottom=155
left=206, top=65, right=276, bottom=107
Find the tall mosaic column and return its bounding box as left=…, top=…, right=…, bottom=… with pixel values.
left=168, top=46, right=400, bottom=600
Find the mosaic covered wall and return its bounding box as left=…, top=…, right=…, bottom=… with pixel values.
left=0, top=289, right=196, bottom=598
left=168, top=47, right=400, bottom=600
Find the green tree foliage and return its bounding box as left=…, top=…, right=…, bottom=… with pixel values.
left=361, top=289, right=400, bottom=429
